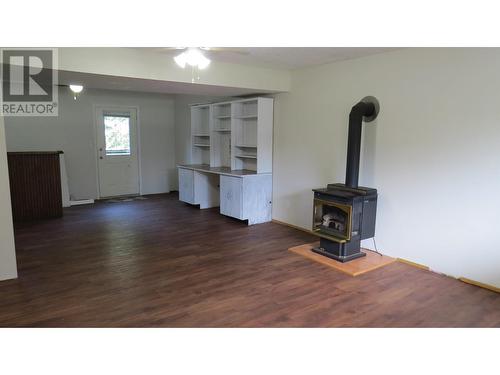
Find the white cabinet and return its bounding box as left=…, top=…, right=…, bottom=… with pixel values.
left=178, top=168, right=194, bottom=204
left=220, top=174, right=272, bottom=224
left=220, top=175, right=243, bottom=219
left=241, top=174, right=272, bottom=224
left=179, top=167, right=220, bottom=209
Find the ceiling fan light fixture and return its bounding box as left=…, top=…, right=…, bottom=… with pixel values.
left=174, top=48, right=211, bottom=70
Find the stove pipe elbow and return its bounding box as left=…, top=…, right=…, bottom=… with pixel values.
left=345, top=96, right=380, bottom=189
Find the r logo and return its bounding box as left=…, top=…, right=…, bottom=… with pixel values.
left=0, top=48, right=58, bottom=116
left=2, top=50, right=53, bottom=102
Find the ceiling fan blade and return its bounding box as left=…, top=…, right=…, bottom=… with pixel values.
left=155, top=47, right=187, bottom=54
left=200, top=47, right=250, bottom=55
left=154, top=47, right=250, bottom=56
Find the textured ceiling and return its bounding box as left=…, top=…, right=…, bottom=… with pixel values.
left=150, top=47, right=400, bottom=69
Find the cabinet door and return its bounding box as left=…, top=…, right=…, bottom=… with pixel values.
left=178, top=168, right=195, bottom=204
left=220, top=175, right=243, bottom=219
left=242, top=174, right=272, bottom=225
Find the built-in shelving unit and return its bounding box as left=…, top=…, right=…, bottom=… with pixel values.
left=231, top=98, right=273, bottom=173
left=189, top=97, right=273, bottom=173
left=181, top=97, right=274, bottom=225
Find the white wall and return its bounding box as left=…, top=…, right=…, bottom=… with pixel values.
left=5, top=87, right=176, bottom=199
left=0, top=115, right=17, bottom=281
left=273, top=48, right=500, bottom=288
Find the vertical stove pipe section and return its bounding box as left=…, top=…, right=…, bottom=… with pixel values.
left=345, top=97, right=379, bottom=188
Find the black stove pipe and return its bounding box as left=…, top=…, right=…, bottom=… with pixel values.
left=345, top=97, right=379, bottom=188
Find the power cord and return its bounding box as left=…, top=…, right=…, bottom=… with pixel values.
left=372, top=237, right=383, bottom=256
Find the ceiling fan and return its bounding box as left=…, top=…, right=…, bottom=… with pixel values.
left=160, top=47, right=249, bottom=69
left=157, top=47, right=249, bottom=82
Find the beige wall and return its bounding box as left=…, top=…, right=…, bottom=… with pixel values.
left=273, top=48, right=500, bottom=287
left=0, top=115, right=17, bottom=281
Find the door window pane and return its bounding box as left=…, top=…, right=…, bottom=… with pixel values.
left=104, top=115, right=131, bottom=156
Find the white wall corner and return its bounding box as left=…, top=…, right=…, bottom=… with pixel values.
left=0, top=115, right=18, bottom=281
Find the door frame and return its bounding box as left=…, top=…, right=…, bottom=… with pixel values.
left=93, top=104, right=142, bottom=199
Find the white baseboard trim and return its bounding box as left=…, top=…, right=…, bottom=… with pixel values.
left=70, top=199, right=95, bottom=206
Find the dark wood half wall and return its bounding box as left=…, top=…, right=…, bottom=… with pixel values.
left=7, top=151, right=63, bottom=221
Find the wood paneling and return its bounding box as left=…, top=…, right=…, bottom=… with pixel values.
left=0, top=193, right=499, bottom=327
left=7, top=151, right=62, bottom=221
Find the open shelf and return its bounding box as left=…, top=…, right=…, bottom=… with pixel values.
left=235, top=115, right=258, bottom=119
left=193, top=134, right=210, bottom=148
left=211, top=103, right=232, bottom=168
left=213, top=118, right=231, bottom=132
left=213, top=103, right=231, bottom=117
left=191, top=105, right=210, bottom=135
left=233, top=99, right=258, bottom=118
left=231, top=99, right=260, bottom=172
left=191, top=104, right=211, bottom=165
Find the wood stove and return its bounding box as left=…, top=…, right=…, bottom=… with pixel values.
left=312, top=97, right=380, bottom=262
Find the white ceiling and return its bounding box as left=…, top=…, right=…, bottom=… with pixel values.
left=149, top=47, right=400, bottom=69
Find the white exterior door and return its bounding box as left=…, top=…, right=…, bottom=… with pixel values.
left=96, top=107, right=140, bottom=198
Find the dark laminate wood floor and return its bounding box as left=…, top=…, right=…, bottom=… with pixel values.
left=1, top=193, right=499, bottom=327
